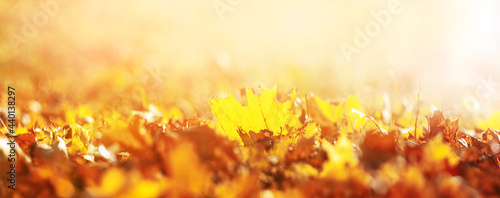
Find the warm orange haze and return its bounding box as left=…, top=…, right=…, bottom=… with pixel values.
left=1, top=0, right=500, bottom=197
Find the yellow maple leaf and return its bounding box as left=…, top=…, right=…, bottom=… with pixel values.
left=67, top=124, right=92, bottom=156
left=397, top=107, right=429, bottom=139
left=86, top=167, right=126, bottom=197
left=16, top=125, right=29, bottom=135
left=312, top=94, right=370, bottom=135
left=478, top=111, right=500, bottom=130
left=210, top=87, right=299, bottom=145
left=320, top=135, right=358, bottom=180
left=100, top=112, right=144, bottom=151
left=65, top=105, right=94, bottom=124
left=165, top=142, right=211, bottom=196
left=424, top=134, right=459, bottom=167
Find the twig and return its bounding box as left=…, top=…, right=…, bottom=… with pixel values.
left=365, top=111, right=383, bottom=134
left=305, top=93, right=310, bottom=122
left=414, top=67, right=422, bottom=138
left=0, top=118, right=9, bottom=134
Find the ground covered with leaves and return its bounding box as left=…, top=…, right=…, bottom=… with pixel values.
left=2, top=85, right=500, bottom=198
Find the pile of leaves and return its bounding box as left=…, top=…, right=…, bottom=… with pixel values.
left=2, top=87, right=500, bottom=197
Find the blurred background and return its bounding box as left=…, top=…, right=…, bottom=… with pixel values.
left=0, top=0, right=499, bottom=120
